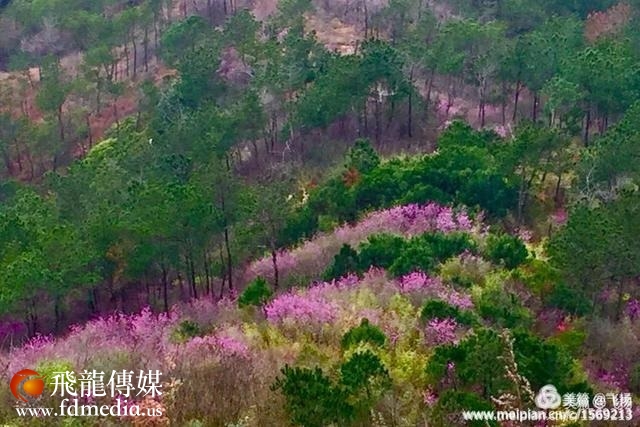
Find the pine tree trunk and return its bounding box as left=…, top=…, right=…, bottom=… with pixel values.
left=161, top=264, right=169, bottom=312
left=271, top=248, right=279, bottom=289
left=512, top=80, right=521, bottom=122
left=584, top=108, right=591, bottom=147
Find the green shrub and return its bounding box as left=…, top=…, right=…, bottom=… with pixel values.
left=171, top=320, right=203, bottom=343
left=389, top=232, right=477, bottom=276
left=476, top=283, right=532, bottom=329
left=36, top=359, right=75, bottom=384
left=271, top=365, right=353, bottom=427
left=358, top=234, right=406, bottom=270
left=513, top=330, right=591, bottom=394
left=485, top=233, right=528, bottom=269
left=324, top=244, right=361, bottom=281
left=347, top=138, right=380, bottom=173
left=340, top=318, right=387, bottom=350
left=339, top=350, right=391, bottom=414
left=548, top=326, right=587, bottom=358
left=238, top=277, right=273, bottom=308
left=546, top=282, right=592, bottom=316
left=629, top=364, right=640, bottom=393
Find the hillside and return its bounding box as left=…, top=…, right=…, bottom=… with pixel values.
left=2, top=0, right=640, bottom=425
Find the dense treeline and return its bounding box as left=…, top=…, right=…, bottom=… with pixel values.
left=0, top=0, right=640, bottom=341
left=3, top=1, right=640, bottom=426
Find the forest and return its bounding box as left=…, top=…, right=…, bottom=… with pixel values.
left=1, top=0, right=640, bottom=425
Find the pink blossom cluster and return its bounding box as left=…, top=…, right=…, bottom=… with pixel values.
left=594, top=367, right=629, bottom=390
left=626, top=299, right=640, bottom=321
left=245, top=203, right=474, bottom=283
left=425, top=318, right=458, bottom=346
left=423, top=388, right=438, bottom=406
left=397, top=271, right=443, bottom=293
left=7, top=308, right=180, bottom=376
left=443, top=291, right=474, bottom=310
left=264, top=292, right=339, bottom=325
left=364, top=203, right=473, bottom=236
left=551, top=208, right=568, bottom=225
left=185, top=334, right=249, bottom=359
left=397, top=271, right=474, bottom=310
left=493, top=124, right=509, bottom=138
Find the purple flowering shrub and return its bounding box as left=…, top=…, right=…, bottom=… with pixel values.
left=425, top=318, right=459, bottom=346
left=397, top=271, right=474, bottom=310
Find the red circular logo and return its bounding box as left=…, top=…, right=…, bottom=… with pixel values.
left=10, top=369, right=45, bottom=402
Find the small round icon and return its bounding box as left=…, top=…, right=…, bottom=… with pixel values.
left=10, top=369, right=45, bottom=402
left=535, top=384, right=562, bottom=410
left=592, top=393, right=607, bottom=409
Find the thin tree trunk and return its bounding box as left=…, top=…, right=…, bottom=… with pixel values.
left=54, top=297, right=61, bottom=333
left=584, top=108, right=591, bottom=147
left=86, top=114, right=93, bottom=148
left=188, top=252, right=197, bottom=299
left=124, top=44, right=130, bottom=77
left=615, top=280, right=624, bottom=321
left=512, top=80, right=521, bottom=122
left=132, top=36, right=138, bottom=77
left=219, top=246, right=226, bottom=299
left=554, top=173, right=563, bottom=205
left=271, top=248, right=279, bottom=289
left=408, top=66, right=414, bottom=138
left=204, top=253, right=211, bottom=296
left=161, top=263, right=169, bottom=312
left=501, top=81, right=507, bottom=125
left=143, top=27, right=149, bottom=72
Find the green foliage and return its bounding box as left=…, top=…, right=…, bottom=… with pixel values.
left=548, top=193, right=640, bottom=319
left=346, top=138, right=380, bottom=174
left=284, top=124, right=519, bottom=246
left=388, top=232, right=477, bottom=276
left=0, top=187, right=97, bottom=324
left=339, top=350, right=392, bottom=413
left=36, top=359, right=75, bottom=383
left=426, top=328, right=508, bottom=398
left=171, top=320, right=203, bottom=343
left=238, top=277, right=273, bottom=308
left=484, top=233, right=528, bottom=269
left=355, top=232, right=476, bottom=278
left=271, top=365, right=352, bottom=427
left=437, top=120, right=500, bottom=150
left=420, top=300, right=476, bottom=326
left=546, top=282, right=592, bottom=316
left=306, top=175, right=358, bottom=224
left=355, top=126, right=518, bottom=218
left=323, top=244, right=360, bottom=281
left=340, top=318, right=387, bottom=350
left=629, top=363, right=640, bottom=394
left=160, top=16, right=210, bottom=67
left=427, top=327, right=590, bottom=399
left=272, top=349, right=392, bottom=426
left=512, top=330, right=590, bottom=393
left=548, top=326, right=587, bottom=358
left=358, top=234, right=407, bottom=270
left=475, top=282, right=532, bottom=329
